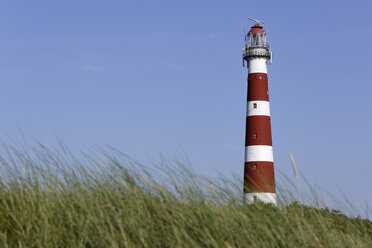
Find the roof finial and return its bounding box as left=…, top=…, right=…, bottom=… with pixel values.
left=248, top=18, right=264, bottom=25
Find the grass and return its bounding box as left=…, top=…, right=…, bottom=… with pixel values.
left=0, top=143, right=370, bottom=247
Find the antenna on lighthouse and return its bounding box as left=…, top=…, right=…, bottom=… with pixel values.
left=248, top=18, right=264, bottom=25
left=241, top=23, right=247, bottom=41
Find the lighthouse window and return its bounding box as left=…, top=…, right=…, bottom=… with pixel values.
left=252, top=164, right=257, bottom=170
left=254, top=76, right=257, bottom=79
left=253, top=133, right=257, bottom=139
left=250, top=33, right=266, bottom=47
left=259, top=76, right=262, bottom=79
left=253, top=103, right=257, bottom=109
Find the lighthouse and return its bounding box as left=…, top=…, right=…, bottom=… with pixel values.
left=242, top=18, right=276, bottom=205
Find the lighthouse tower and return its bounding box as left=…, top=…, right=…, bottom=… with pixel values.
left=242, top=19, right=276, bottom=205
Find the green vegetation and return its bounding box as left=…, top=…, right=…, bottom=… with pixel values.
left=0, top=144, right=370, bottom=247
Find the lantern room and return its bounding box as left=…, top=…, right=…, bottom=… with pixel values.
left=246, top=24, right=268, bottom=48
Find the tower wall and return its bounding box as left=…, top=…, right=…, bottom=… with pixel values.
left=244, top=58, right=276, bottom=205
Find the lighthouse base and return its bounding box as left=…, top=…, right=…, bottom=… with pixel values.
left=244, top=193, right=277, bottom=205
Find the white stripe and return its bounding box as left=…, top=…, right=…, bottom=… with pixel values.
left=247, top=101, right=270, bottom=116
left=245, top=145, right=273, bottom=162
left=248, top=58, right=268, bottom=74
left=244, top=193, right=277, bottom=205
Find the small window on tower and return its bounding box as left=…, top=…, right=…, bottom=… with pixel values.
left=259, top=76, right=262, bottom=79
left=253, top=133, right=257, bottom=139
left=252, top=164, right=257, bottom=170
left=254, top=76, right=257, bottom=79
left=253, top=103, right=257, bottom=109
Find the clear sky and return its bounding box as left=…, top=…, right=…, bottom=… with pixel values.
left=0, top=0, right=371, bottom=211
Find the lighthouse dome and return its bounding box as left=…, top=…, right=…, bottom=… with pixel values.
left=249, top=24, right=265, bottom=34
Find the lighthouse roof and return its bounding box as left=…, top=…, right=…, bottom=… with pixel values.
left=249, top=24, right=265, bottom=34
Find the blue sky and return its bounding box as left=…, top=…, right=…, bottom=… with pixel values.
left=0, top=0, right=371, bottom=211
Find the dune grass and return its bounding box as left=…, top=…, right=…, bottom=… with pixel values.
left=0, top=144, right=370, bottom=247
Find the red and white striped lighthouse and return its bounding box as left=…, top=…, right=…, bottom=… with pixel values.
left=242, top=19, right=276, bottom=205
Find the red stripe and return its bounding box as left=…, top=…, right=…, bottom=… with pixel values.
left=244, top=162, right=275, bottom=193
left=247, top=73, right=269, bottom=101
left=245, top=116, right=272, bottom=146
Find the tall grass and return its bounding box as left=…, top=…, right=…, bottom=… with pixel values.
left=0, top=143, right=370, bottom=247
